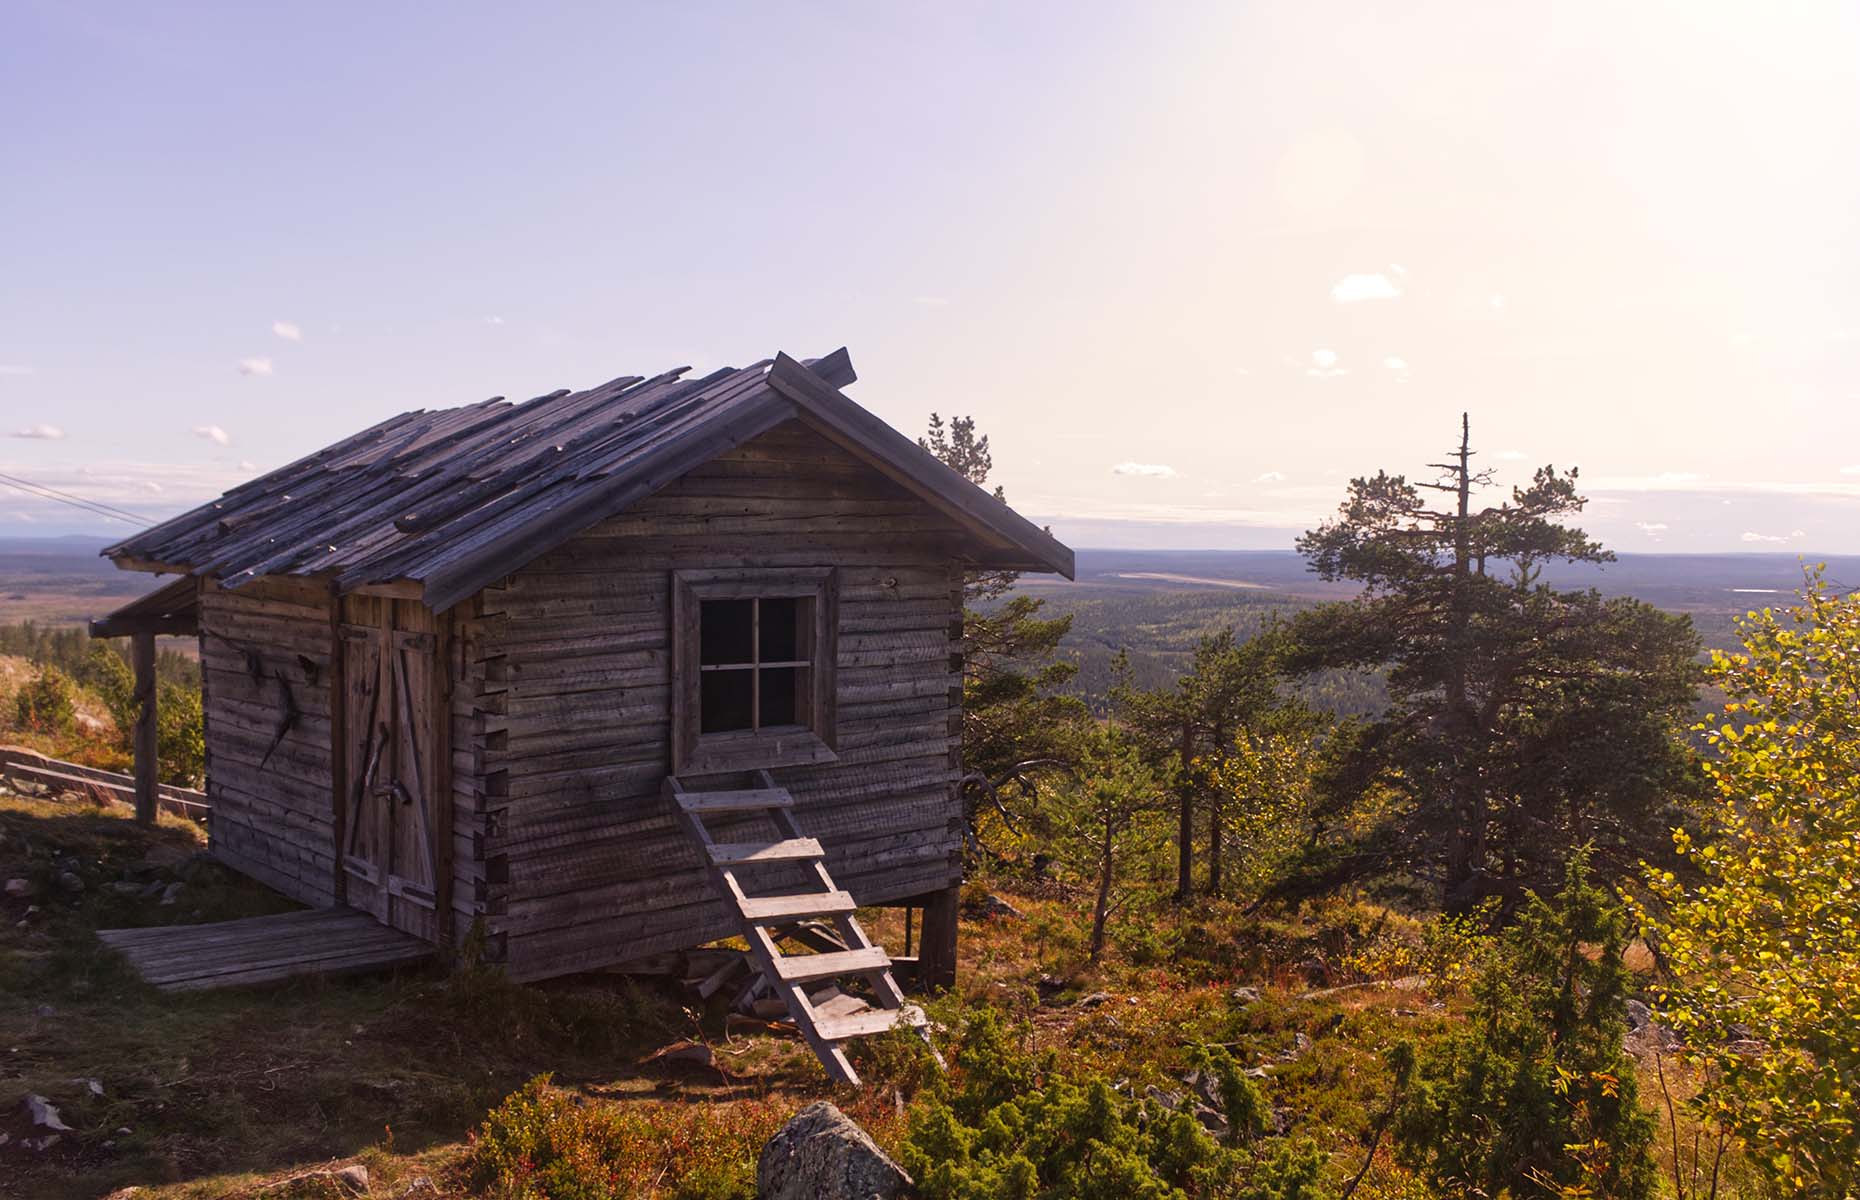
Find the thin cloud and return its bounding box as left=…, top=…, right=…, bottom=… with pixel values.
left=193, top=425, right=232, bottom=446
left=1253, top=470, right=1287, bottom=483
left=1495, top=449, right=1526, bottom=461
left=1111, top=462, right=1178, bottom=478
left=1740, top=530, right=1805, bottom=544
left=1306, top=348, right=1349, bottom=378
left=237, top=356, right=273, bottom=377
left=483, top=315, right=506, bottom=326
left=272, top=320, right=302, bottom=342
left=1330, top=273, right=1402, bottom=303
left=9, top=424, right=64, bottom=440
left=1635, top=522, right=1669, bottom=536
left=1841, top=465, right=1860, bottom=476
left=1488, top=293, right=1508, bottom=310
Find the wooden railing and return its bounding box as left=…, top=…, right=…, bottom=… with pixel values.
left=0, top=745, right=209, bottom=822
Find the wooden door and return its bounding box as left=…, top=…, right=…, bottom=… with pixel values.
left=339, top=597, right=444, bottom=943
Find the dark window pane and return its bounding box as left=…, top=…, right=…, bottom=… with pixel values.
left=700, top=599, right=753, bottom=665
left=759, top=667, right=799, bottom=727
left=760, top=596, right=802, bottom=661
left=701, top=669, right=753, bottom=732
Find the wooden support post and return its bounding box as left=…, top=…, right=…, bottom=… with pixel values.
left=917, top=884, right=959, bottom=993
left=131, top=631, right=158, bottom=826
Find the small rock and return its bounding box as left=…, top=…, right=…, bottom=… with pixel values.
left=109, top=881, right=144, bottom=897
left=25, top=1093, right=73, bottom=1131
left=1244, top=1066, right=1271, bottom=1079
left=116, top=1126, right=133, bottom=1135
left=138, top=880, right=166, bottom=900
left=159, top=882, right=185, bottom=906
left=4, top=877, right=34, bottom=898
left=1181, top=1068, right=1222, bottom=1110
left=57, top=871, right=85, bottom=894
left=758, top=1101, right=914, bottom=1200
left=974, top=893, right=1024, bottom=921
left=398, top=1177, right=438, bottom=1197
left=1193, top=1105, right=1229, bottom=1136
left=1625, top=999, right=1652, bottom=1031
left=333, top=1164, right=370, bottom=1194
left=1230, top=986, right=1261, bottom=1005
left=1077, top=992, right=1112, bottom=1009
left=1146, top=1084, right=1186, bottom=1111
left=24, top=1133, right=61, bottom=1152
left=35, top=1003, right=56, bottom=1018
left=1724, top=1039, right=1767, bottom=1056
left=74, top=1077, right=103, bottom=1096
left=1295, top=956, right=1331, bottom=987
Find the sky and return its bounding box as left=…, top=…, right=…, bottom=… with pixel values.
left=4, top=1, right=1860, bottom=554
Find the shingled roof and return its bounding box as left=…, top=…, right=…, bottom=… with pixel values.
left=104, top=349, right=1073, bottom=611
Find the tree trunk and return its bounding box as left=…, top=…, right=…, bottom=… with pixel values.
left=1441, top=412, right=1483, bottom=909
left=1175, top=719, right=1195, bottom=902
left=1207, top=793, right=1223, bottom=896
left=1090, top=821, right=1114, bottom=960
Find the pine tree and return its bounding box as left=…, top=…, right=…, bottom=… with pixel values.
left=921, top=414, right=1086, bottom=846
left=1286, top=415, right=1700, bottom=906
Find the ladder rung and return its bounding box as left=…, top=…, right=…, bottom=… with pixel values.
left=771, top=946, right=890, bottom=984
left=708, top=838, right=822, bottom=866
left=739, top=891, right=857, bottom=922
left=814, top=1006, right=925, bottom=1042
left=676, top=788, right=794, bottom=814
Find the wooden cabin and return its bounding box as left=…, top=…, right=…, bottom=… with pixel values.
left=99, top=349, right=1073, bottom=987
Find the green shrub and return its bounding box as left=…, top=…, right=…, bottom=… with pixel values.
left=1393, top=853, right=1656, bottom=1199
left=156, top=678, right=205, bottom=787
left=78, top=641, right=136, bottom=734
left=900, top=1007, right=1291, bottom=1199
left=468, top=1074, right=782, bottom=1200
left=14, top=666, right=78, bottom=734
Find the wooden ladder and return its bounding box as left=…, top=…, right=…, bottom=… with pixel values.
left=666, top=770, right=936, bottom=1085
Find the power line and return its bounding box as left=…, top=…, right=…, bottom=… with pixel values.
left=0, top=471, right=153, bottom=528
left=0, top=471, right=150, bottom=525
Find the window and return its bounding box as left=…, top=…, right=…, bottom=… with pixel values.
left=673, top=568, right=837, bottom=773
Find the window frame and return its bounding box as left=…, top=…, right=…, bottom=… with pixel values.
left=671, top=567, right=839, bottom=774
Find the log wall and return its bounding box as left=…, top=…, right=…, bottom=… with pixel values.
left=461, top=421, right=968, bottom=981
left=198, top=576, right=339, bottom=906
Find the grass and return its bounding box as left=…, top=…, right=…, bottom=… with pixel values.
left=0, top=787, right=1749, bottom=1198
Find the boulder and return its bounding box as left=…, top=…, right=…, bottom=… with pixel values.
left=56, top=871, right=85, bottom=894
left=1625, top=999, right=1652, bottom=1031
left=159, top=882, right=185, bottom=906
left=333, top=1164, right=370, bottom=1195
left=1230, top=986, right=1261, bottom=1005
left=758, top=1102, right=914, bottom=1200
left=5, top=877, right=35, bottom=898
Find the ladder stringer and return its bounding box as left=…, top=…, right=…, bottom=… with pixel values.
left=666, top=771, right=939, bottom=1085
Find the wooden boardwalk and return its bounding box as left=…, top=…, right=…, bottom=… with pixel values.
left=97, top=907, right=432, bottom=992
